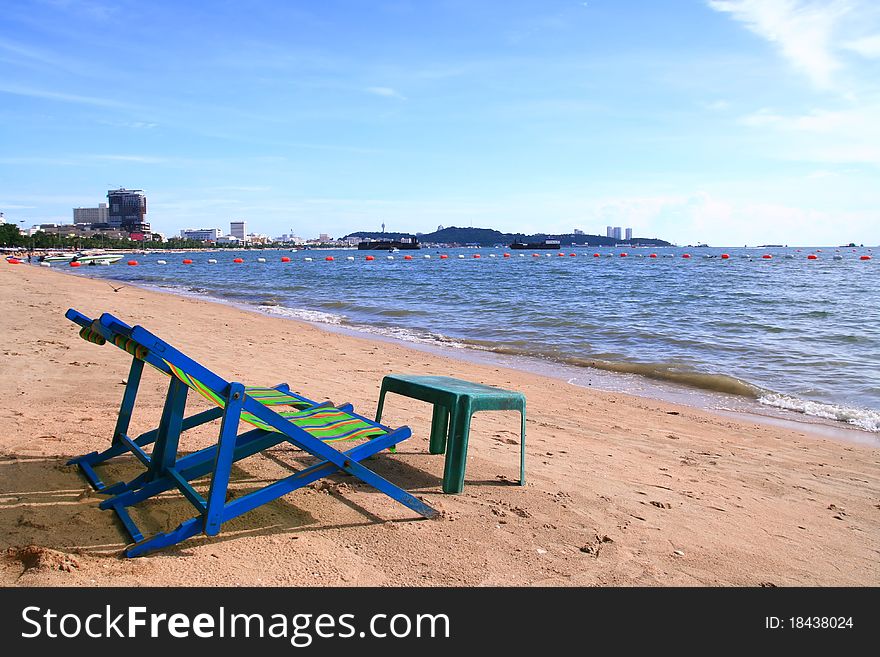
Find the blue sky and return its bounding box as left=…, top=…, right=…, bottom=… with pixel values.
left=1, top=0, right=878, bottom=245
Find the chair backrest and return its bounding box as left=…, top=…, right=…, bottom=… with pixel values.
left=67, top=309, right=345, bottom=434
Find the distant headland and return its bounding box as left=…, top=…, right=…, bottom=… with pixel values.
left=344, top=226, right=672, bottom=247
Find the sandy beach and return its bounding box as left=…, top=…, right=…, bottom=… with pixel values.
left=0, top=262, right=877, bottom=586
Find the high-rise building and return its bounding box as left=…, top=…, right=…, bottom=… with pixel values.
left=73, top=203, right=109, bottom=224
left=606, top=226, right=613, bottom=238
left=625, top=228, right=633, bottom=241
left=612, top=226, right=622, bottom=241
left=107, top=188, right=149, bottom=236
left=230, top=221, right=247, bottom=240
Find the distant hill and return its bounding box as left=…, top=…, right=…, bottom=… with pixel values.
left=345, top=226, right=671, bottom=247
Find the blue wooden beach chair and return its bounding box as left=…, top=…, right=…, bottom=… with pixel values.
left=65, top=309, right=437, bottom=557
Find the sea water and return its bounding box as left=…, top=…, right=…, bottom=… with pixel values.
left=65, top=245, right=879, bottom=435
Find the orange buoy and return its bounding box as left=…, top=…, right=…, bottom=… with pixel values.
left=720, top=254, right=729, bottom=259
left=807, top=254, right=818, bottom=260
left=473, top=254, right=481, bottom=258
left=127, top=260, right=138, bottom=266
left=593, top=253, right=600, bottom=258
left=762, top=254, right=772, bottom=259
left=365, top=255, right=375, bottom=261
left=233, top=258, right=243, bottom=263
left=182, top=258, right=193, bottom=264
left=569, top=253, right=576, bottom=257
left=439, top=254, right=448, bottom=259
left=682, top=254, right=690, bottom=259
left=404, top=255, right=413, bottom=260
left=620, top=252, right=628, bottom=257
left=649, top=253, right=657, bottom=258
left=70, top=261, right=82, bottom=267
left=860, top=255, right=872, bottom=260
left=280, top=256, right=290, bottom=262
left=532, top=253, right=540, bottom=257
left=325, top=256, right=334, bottom=261
left=503, top=253, right=510, bottom=258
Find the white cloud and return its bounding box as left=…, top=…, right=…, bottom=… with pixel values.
left=366, top=86, right=407, bottom=100
left=708, top=0, right=851, bottom=88
left=843, top=33, right=880, bottom=57
left=0, top=83, right=133, bottom=108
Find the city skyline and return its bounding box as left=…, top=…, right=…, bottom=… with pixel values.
left=1, top=1, right=878, bottom=246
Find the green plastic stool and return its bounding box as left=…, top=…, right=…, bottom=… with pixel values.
left=375, top=374, right=526, bottom=494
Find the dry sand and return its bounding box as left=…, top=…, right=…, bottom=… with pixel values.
left=0, top=262, right=877, bottom=586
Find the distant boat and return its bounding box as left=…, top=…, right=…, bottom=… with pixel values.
left=510, top=239, right=561, bottom=250
left=357, top=237, right=420, bottom=251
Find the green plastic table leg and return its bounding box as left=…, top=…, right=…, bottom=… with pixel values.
left=429, top=404, right=449, bottom=455
left=442, top=407, right=472, bottom=494
left=519, top=406, right=526, bottom=486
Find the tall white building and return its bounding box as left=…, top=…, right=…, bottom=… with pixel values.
left=180, top=228, right=222, bottom=242
left=612, top=226, right=622, bottom=241
left=73, top=203, right=109, bottom=224
left=625, top=228, right=633, bottom=241
left=606, top=226, right=613, bottom=238
left=230, top=221, right=247, bottom=240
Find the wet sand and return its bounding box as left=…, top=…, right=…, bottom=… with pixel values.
left=1, top=263, right=878, bottom=586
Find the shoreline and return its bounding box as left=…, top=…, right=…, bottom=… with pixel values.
left=58, top=264, right=880, bottom=444
left=1, top=263, right=878, bottom=586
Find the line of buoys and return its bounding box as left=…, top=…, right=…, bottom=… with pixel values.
left=70, top=261, right=81, bottom=267
left=182, top=258, right=193, bottom=264
left=127, top=260, right=138, bottom=266
left=280, top=256, right=290, bottom=262
left=365, top=255, right=375, bottom=261
left=233, top=257, right=243, bottom=263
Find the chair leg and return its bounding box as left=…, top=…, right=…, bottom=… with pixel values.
left=204, top=383, right=246, bottom=536
left=113, top=357, right=144, bottom=445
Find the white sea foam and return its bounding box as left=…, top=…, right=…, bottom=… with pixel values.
left=260, top=304, right=343, bottom=325
left=759, top=393, right=880, bottom=432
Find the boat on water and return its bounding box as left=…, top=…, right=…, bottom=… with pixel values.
left=509, top=239, right=561, bottom=250
left=357, top=237, right=420, bottom=251
left=40, top=251, right=124, bottom=265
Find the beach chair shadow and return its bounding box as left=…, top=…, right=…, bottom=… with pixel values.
left=62, top=309, right=438, bottom=557
left=0, top=455, right=320, bottom=557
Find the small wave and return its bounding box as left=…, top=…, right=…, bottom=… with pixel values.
left=354, top=324, right=470, bottom=349
left=479, top=346, right=763, bottom=398
left=260, top=304, right=343, bottom=325
left=759, top=393, right=880, bottom=432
